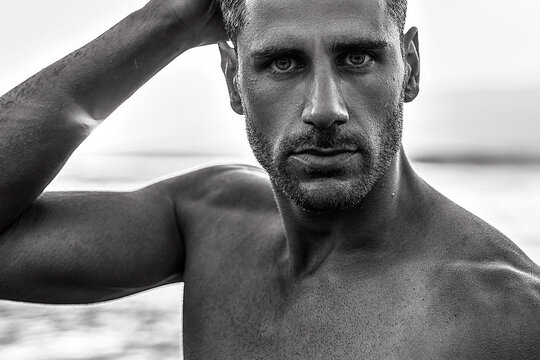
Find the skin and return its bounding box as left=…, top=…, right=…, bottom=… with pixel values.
left=0, top=0, right=538, bottom=359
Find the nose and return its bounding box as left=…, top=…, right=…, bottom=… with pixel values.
left=301, top=69, right=349, bottom=129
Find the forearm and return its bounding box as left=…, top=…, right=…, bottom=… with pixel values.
left=0, top=4, right=195, bottom=231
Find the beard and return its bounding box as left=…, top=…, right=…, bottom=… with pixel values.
left=245, top=103, right=404, bottom=213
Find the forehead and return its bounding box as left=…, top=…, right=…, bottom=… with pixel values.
left=238, top=0, right=397, bottom=51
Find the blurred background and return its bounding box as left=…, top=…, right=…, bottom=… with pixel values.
left=0, top=0, right=539, bottom=358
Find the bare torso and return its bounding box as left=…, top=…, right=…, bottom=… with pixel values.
left=0, top=2, right=538, bottom=358
left=176, top=165, right=540, bottom=359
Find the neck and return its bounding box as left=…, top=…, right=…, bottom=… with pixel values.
left=274, top=149, right=428, bottom=277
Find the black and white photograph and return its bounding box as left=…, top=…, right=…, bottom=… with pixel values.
left=0, top=0, right=539, bottom=359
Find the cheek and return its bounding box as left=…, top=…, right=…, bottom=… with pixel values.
left=240, top=73, right=305, bottom=145
left=343, top=66, right=405, bottom=128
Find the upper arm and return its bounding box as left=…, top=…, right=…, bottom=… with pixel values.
left=0, top=183, right=183, bottom=304
left=0, top=163, right=270, bottom=305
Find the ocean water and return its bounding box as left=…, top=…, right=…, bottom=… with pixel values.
left=1, top=155, right=539, bottom=359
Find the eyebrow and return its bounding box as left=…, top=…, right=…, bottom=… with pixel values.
left=250, top=46, right=304, bottom=60
left=331, top=39, right=390, bottom=53
left=250, top=38, right=390, bottom=59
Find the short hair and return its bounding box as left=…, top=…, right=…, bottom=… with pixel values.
left=220, top=0, right=408, bottom=45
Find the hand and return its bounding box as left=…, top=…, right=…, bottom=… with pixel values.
left=145, top=0, right=227, bottom=46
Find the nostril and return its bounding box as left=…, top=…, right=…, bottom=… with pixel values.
left=302, top=118, right=315, bottom=126
left=302, top=115, right=347, bottom=129
left=301, top=97, right=349, bottom=128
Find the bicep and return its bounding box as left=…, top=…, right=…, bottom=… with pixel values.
left=0, top=187, right=183, bottom=304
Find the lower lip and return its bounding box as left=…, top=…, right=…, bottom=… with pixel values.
left=289, top=152, right=361, bottom=168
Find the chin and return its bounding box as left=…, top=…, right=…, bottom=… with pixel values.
left=276, top=175, right=377, bottom=213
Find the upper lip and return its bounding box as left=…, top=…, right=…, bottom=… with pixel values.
left=293, top=146, right=358, bottom=156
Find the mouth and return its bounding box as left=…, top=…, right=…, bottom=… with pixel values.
left=289, top=147, right=361, bottom=169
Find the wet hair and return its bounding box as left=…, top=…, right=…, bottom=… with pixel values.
left=219, top=0, right=408, bottom=45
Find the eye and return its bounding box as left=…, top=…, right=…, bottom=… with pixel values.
left=275, top=58, right=293, bottom=71
left=340, top=53, right=373, bottom=67
left=268, top=57, right=304, bottom=74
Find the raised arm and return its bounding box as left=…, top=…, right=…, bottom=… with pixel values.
left=0, top=0, right=225, bottom=231
left=0, top=0, right=225, bottom=303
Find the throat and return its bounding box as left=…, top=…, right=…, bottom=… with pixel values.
left=277, top=153, right=426, bottom=278
left=284, top=232, right=337, bottom=278
left=281, top=215, right=393, bottom=278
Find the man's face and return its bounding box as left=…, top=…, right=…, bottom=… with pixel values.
left=235, top=0, right=408, bottom=212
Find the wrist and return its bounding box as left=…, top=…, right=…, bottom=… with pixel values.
left=136, top=3, right=200, bottom=54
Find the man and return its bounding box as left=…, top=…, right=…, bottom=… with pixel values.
left=0, top=0, right=538, bottom=358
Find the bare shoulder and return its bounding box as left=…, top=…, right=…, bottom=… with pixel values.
left=427, top=190, right=540, bottom=356
left=152, top=163, right=277, bottom=213
left=150, top=164, right=283, bottom=281
left=436, top=251, right=540, bottom=322
left=433, top=256, right=540, bottom=357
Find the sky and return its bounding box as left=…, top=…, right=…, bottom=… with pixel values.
left=1, top=0, right=540, bottom=159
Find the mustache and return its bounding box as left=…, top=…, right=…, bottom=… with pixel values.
left=277, top=127, right=369, bottom=154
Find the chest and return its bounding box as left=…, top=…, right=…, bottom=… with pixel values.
left=181, top=264, right=458, bottom=360
left=179, top=217, right=493, bottom=359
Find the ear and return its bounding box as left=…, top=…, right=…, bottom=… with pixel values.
left=403, top=27, right=420, bottom=103
left=218, top=41, right=244, bottom=115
